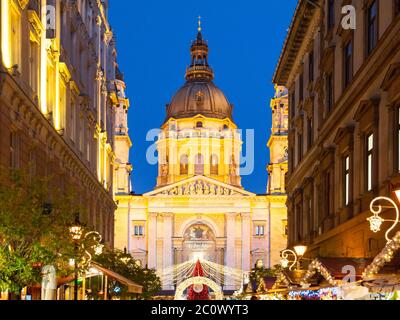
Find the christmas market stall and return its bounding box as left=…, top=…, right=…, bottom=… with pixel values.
left=265, top=270, right=320, bottom=300
left=298, top=258, right=371, bottom=300
left=362, top=230, right=400, bottom=300
left=237, top=276, right=278, bottom=300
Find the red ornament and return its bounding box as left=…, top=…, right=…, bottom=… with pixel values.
left=187, top=260, right=210, bottom=300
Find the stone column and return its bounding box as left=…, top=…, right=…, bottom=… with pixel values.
left=162, top=213, right=174, bottom=270
left=225, top=212, right=237, bottom=290
left=241, top=213, right=251, bottom=272
left=173, top=247, right=183, bottom=290
left=147, top=213, right=158, bottom=269
left=162, top=213, right=174, bottom=290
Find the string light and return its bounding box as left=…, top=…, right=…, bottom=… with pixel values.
left=367, top=196, right=400, bottom=243
left=363, top=195, right=400, bottom=279
left=363, top=231, right=400, bottom=280
left=158, top=258, right=244, bottom=288
left=300, top=259, right=338, bottom=287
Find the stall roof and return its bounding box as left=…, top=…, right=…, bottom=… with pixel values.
left=91, top=263, right=143, bottom=294
left=363, top=275, right=400, bottom=293
left=316, top=258, right=372, bottom=280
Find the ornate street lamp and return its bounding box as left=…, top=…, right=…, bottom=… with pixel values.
left=281, top=245, right=308, bottom=271
left=69, top=214, right=104, bottom=301
left=367, top=191, right=400, bottom=243
left=81, top=231, right=104, bottom=267
left=69, top=214, right=82, bottom=301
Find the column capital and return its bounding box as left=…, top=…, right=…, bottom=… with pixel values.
left=148, top=212, right=158, bottom=219
left=240, top=212, right=251, bottom=219
left=226, top=212, right=238, bottom=220
left=161, top=212, right=174, bottom=219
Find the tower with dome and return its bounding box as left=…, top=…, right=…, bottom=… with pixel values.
left=113, top=22, right=288, bottom=293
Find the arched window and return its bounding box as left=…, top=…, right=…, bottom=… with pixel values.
left=210, top=154, right=219, bottom=175
left=229, top=155, right=237, bottom=176
left=196, top=121, right=203, bottom=128
left=194, top=154, right=204, bottom=175
left=180, top=154, right=189, bottom=175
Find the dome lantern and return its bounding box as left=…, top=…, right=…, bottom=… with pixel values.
left=185, top=17, right=214, bottom=81
left=165, top=20, right=233, bottom=122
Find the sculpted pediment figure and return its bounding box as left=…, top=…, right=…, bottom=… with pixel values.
left=145, top=176, right=254, bottom=197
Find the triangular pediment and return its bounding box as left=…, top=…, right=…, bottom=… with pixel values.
left=144, top=176, right=255, bottom=197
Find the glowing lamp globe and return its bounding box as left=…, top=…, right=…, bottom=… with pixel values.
left=294, top=245, right=307, bottom=257
left=281, top=257, right=289, bottom=268
left=395, top=189, right=400, bottom=203
left=94, top=244, right=104, bottom=256
left=368, top=215, right=384, bottom=233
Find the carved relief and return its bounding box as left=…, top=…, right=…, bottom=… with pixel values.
left=184, top=224, right=215, bottom=242
left=158, top=179, right=240, bottom=196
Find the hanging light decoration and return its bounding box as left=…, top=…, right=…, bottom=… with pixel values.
left=367, top=196, right=400, bottom=243
left=368, top=215, right=384, bottom=233
left=363, top=192, right=400, bottom=280
left=281, top=257, right=289, bottom=269
left=280, top=249, right=298, bottom=271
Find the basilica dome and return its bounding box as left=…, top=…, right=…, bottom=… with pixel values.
left=166, top=80, right=233, bottom=121
left=165, top=26, right=233, bottom=122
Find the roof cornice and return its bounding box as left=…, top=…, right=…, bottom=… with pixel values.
left=273, top=0, right=321, bottom=85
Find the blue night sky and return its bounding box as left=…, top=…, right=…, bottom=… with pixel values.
left=108, top=0, right=297, bottom=195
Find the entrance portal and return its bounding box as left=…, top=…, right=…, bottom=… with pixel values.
left=182, top=224, right=216, bottom=263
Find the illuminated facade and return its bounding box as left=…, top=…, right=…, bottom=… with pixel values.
left=0, top=0, right=127, bottom=246
left=274, top=0, right=400, bottom=260
left=114, top=26, right=288, bottom=290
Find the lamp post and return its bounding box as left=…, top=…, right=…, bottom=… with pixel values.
left=367, top=191, right=400, bottom=243
left=281, top=245, right=308, bottom=271
left=294, top=245, right=308, bottom=270
left=69, top=215, right=104, bottom=301
left=69, top=214, right=83, bottom=301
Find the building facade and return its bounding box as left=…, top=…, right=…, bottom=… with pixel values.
left=0, top=0, right=127, bottom=246
left=114, top=27, right=288, bottom=291
left=273, top=0, right=400, bottom=260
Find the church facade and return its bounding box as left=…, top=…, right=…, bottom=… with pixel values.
left=114, top=27, right=288, bottom=290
